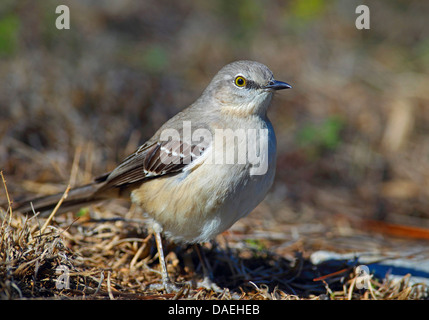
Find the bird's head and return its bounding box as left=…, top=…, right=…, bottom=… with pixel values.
left=203, top=60, right=291, bottom=117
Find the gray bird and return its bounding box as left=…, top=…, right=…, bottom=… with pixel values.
left=13, top=60, right=292, bottom=292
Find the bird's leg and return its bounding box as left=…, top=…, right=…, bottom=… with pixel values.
left=194, top=244, right=222, bottom=292
left=154, top=230, right=169, bottom=285
left=153, top=230, right=179, bottom=293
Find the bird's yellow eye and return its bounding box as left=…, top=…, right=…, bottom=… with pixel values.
left=234, top=76, right=246, bottom=87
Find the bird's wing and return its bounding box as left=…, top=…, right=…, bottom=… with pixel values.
left=99, top=138, right=208, bottom=189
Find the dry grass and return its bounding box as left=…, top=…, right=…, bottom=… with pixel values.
left=1, top=173, right=427, bottom=300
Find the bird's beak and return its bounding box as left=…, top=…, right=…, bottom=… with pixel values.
left=265, top=80, right=292, bottom=91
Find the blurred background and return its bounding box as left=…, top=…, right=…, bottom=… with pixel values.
left=1, top=0, right=429, bottom=244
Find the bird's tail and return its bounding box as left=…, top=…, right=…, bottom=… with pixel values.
left=13, top=181, right=107, bottom=215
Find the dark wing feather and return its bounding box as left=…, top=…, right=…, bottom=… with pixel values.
left=100, top=139, right=206, bottom=189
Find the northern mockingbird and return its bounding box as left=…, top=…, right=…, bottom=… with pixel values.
left=14, top=60, right=291, bottom=291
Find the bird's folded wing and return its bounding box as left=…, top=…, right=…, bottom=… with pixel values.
left=99, top=139, right=207, bottom=189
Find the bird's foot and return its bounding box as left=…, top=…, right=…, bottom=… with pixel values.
left=148, top=278, right=184, bottom=294
left=196, top=276, right=223, bottom=293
